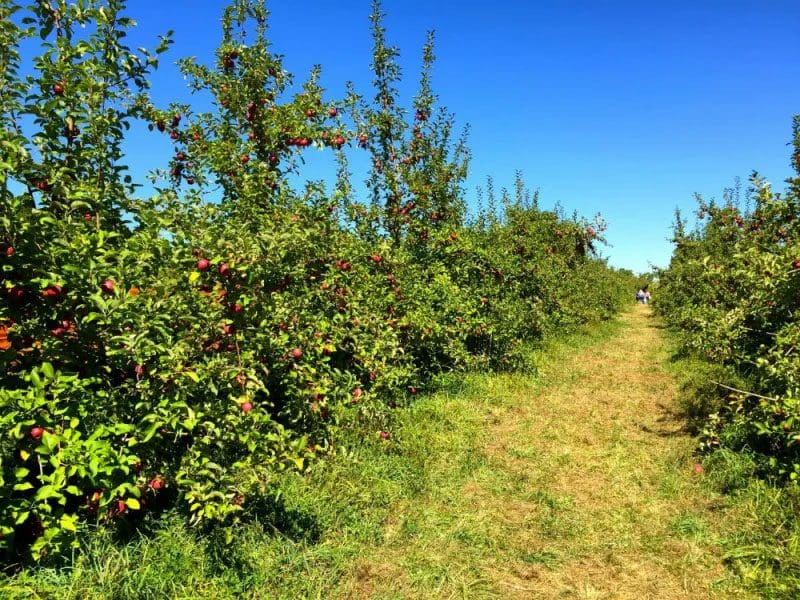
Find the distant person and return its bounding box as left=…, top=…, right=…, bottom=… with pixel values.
left=644, top=288, right=652, bottom=304
left=636, top=288, right=645, bottom=303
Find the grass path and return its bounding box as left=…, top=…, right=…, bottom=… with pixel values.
left=335, top=306, right=744, bottom=599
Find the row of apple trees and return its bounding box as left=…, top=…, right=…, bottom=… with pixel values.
left=0, top=0, right=634, bottom=560
left=655, top=117, right=800, bottom=481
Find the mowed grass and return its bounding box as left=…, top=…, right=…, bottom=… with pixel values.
left=0, top=307, right=762, bottom=598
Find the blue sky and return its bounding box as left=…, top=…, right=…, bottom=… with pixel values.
left=119, top=0, right=800, bottom=273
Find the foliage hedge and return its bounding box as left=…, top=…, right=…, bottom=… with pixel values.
left=0, top=0, right=633, bottom=561
left=655, top=117, right=800, bottom=480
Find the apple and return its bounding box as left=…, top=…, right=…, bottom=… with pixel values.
left=218, top=262, right=230, bottom=276
left=241, top=401, right=253, bottom=413
left=230, top=303, right=243, bottom=314
left=171, top=114, right=181, bottom=127
left=116, top=499, right=127, bottom=514
left=175, top=152, right=185, bottom=161
left=352, top=387, right=363, bottom=402
left=223, top=323, right=235, bottom=336
left=379, top=431, right=391, bottom=440
left=149, top=477, right=165, bottom=491
left=30, top=426, right=44, bottom=440
left=197, top=258, right=210, bottom=271
left=4, top=246, right=13, bottom=256
left=240, top=155, right=250, bottom=164
left=291, top=348, right=303, bottom=360
left=52, top=82, right=64, bottom=96
left=371, top=254, right=383, bottom=263
left=155, top=120, right=165, bottom=132
left=42, top=284, right=62, bottom=299
left=170, top=131, right=179, bottom=140
left=100, top=279, right=115, bottom=294
left=328, top=107, right=338, bottom=117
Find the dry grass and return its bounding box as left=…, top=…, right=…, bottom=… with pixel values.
left=336, top=306, right=751, bottom=599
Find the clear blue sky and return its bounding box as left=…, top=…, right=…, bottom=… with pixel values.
left=119, top=0, right=800, bottom=274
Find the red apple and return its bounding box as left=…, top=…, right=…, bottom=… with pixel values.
left=42, top=284, right=62, bottom=299
left=241, top=401, right=253, bottom=413
left=30, top=426, right=44, bottom=440
left=100, top=279, right=115, bottom=294
left=371, top=254, right=383, bottom=263
left=52, top=82, right=64, bottom=96
left=218, top=262, right=230, bottom=276
left=291, top=348, right=303, bottom=360
left=379, top=431, right=391, bottom=440
left=197, top=258, right=210, bottom=271
left=329, top=107, right=338, bottom=117
left=149, top=477, right=165, bottom=491
left=230, top=303, right=243, bottom=314
left=4, top=246, right=13, bottom=256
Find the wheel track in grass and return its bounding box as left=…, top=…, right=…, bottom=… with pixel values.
left=338, top=305, right=749, bottom=599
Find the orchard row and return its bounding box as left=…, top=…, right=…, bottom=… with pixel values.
left=656, top=117, right=800, bottom=480
left=0, top=0, right=634, bottom=561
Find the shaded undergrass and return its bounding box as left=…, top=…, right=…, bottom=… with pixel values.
left=0, top=321, right=621, bottom=600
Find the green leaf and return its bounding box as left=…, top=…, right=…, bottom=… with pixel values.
left=59, top=514, right=78, bottom=532
left=40, top=362, right=55, bottom=379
